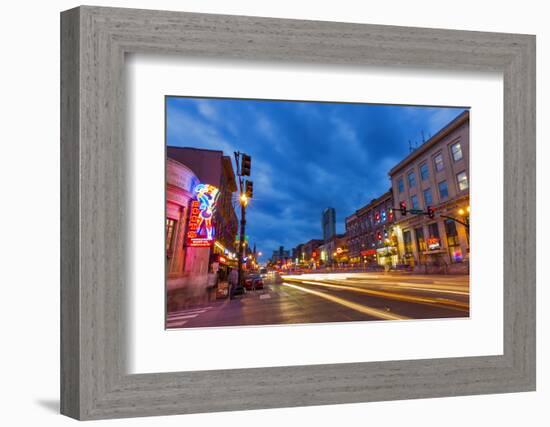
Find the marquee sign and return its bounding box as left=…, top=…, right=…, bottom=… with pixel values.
left=186, top=183, right=220, bottom=247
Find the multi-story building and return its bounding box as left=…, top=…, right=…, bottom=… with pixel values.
left=322, top=207, right=336, bottom=242
left=166, top=147, right=239, bottom=309
left=319, top=233, right=348, bottom=266
left=166, top=158, right=200, bottom=282
left=167, top=147, right=239, bottom=257
left=292, top=244, right=304, bottom=264
left=389, top=110, right=470, bottom=272
left=301, top=239, right=324, bottom=268
left=271, top=246, right=290, bottom=265
left=345, top=190, right=398, bottom=267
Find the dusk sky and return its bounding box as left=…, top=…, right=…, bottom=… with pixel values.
left=166, top=96, right=466, bottom=260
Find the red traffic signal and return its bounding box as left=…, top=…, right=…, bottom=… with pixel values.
left=399, top=201, right=407, bottom=216
left=427, top=205, right=435, bottom=219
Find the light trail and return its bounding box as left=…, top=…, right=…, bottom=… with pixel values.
left=284, top=278, right=469, bottom=312
left=282, top=282, right=410, bottom=321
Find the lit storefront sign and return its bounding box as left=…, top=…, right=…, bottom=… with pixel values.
left=427, top=237, right=441, bottom=250
left=186, top=183, right=220, bottom=247
left=361, top=249, right=377, bottom=257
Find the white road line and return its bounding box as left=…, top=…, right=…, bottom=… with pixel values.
left=259, top=294, right=271, bottom=300
left=167, top=314, right=200, bottom=320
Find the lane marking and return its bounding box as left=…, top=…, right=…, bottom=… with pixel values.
left=282, top=282, right=409, bottom=321
left=166, top=314, right=200, bottom=320
left=259, top=294, right=271, bottom=300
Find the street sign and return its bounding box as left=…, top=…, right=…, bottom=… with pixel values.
left=409, top=209, right=424, bottom=214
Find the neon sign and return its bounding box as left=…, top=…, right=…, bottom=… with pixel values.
left=186, top=183, right=220, bottom=247
left=427, top=237, right=441, bottom=250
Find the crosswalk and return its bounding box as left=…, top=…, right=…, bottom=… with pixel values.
left=166, top=306, right=213, bottom=329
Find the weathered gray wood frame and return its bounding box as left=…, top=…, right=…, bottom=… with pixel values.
left=60, top=5, right=536, bottom=420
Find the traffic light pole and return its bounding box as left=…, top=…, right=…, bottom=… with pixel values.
left=236, top=200, right=246, bottom=297
left=439, top=214, right=470, bottom=229
left=393, top=205, right=469, bottom=229
left=233, top=151, right=251, bottom=299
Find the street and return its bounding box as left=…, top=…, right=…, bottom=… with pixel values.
left=166, top=272, right=469, bottom=329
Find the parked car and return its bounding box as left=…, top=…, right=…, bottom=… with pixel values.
left=244, top=273, right=264, bottom=290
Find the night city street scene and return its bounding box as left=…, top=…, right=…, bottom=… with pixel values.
left=165, top=96, right=470, bottom=329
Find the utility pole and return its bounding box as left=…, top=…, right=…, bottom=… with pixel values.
left=233, top=151, right=252, bottom=299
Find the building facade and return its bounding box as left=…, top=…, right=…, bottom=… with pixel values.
left=166, top=147, right=239, bottom=310
left=322, top=207, right=336, bottom=242
left=389, top=110, right=470, bottom=272
left=319, top=234, right=349, bottom=266
left=301, top=239, right=324, bottom=268
left=271, top=246, right=291, bottom=265
left=345, top=190, right=398, bottom=267
left=166, top=158, right=200, bottom=282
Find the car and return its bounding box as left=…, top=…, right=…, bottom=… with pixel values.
left=244, top=274, right=264, bottom=290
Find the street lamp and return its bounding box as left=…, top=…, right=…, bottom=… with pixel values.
left=240, top=193, right=248, bottom=206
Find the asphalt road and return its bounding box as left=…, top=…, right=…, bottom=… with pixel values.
left=166, top=272, right=469, bottom=329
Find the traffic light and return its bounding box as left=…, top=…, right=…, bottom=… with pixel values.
left=427, top=205, right=435, bottom=219
left=376, top=231, right=382, bottom=241
left=245, top=180, right=253, bottom=199
left=399, top=201, right=407, bottom=216
left=241, top=153, right=251, bottom=176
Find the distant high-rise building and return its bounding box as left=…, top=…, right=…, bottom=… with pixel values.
left=322, top=207, right=336, bottom=242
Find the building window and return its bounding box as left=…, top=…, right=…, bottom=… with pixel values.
left=434, top=152, right=444, bottom=172
left=420, top=163, right=429, bottom=181
left=438, top=180, right=449, bottom=200
left=407, top=171, right=416, bottom=188
left=403, top=230, right=413, bottom=254
left=427, top=222, right=441, bottom=250
left=166, top=218, right=177, bottom=255
left=423, top=188, right=432, bottom=206
left=415, top=227, right=426, bottom=252
left=445, top=219, right=463, bottom=262
left=398, top=177, right=404, bottom=193
left=411, top=194, right=419, bottom=210
left=450, top=141, right=463, bottom=162
left=457, top=171, right=469, bottom=191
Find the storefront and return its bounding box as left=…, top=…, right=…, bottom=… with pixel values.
left=376, top=246, right=399, bottom=267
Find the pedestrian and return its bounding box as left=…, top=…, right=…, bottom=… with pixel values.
left=228, top=268, right=238, bottom=300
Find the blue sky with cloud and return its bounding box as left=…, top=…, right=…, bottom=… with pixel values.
left=166, top=96, right=466, bottom=260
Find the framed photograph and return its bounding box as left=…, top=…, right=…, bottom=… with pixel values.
left=61, top=6, right=535, bottom=420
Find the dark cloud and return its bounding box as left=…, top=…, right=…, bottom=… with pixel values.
left=166, top=97, right=465, bottom=260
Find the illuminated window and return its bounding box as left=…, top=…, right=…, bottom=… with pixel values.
left=434, top=152, right=444, bottom=172
left=166, top=218, right=177, bottom=255
left=407, top=171, right=416, bottom=188
left=403, top=230, right=413, bottom=254
left=445, top=219, right=462, bottom=263
left=457, top=171, right=469, bottom=191
left=438, top=180, right=449, bottom=200
left=420, top=163, right=429, bottom=181
left=415, top=227, right=426, bottom=252
left=450, top=141, right=463, bottom=162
